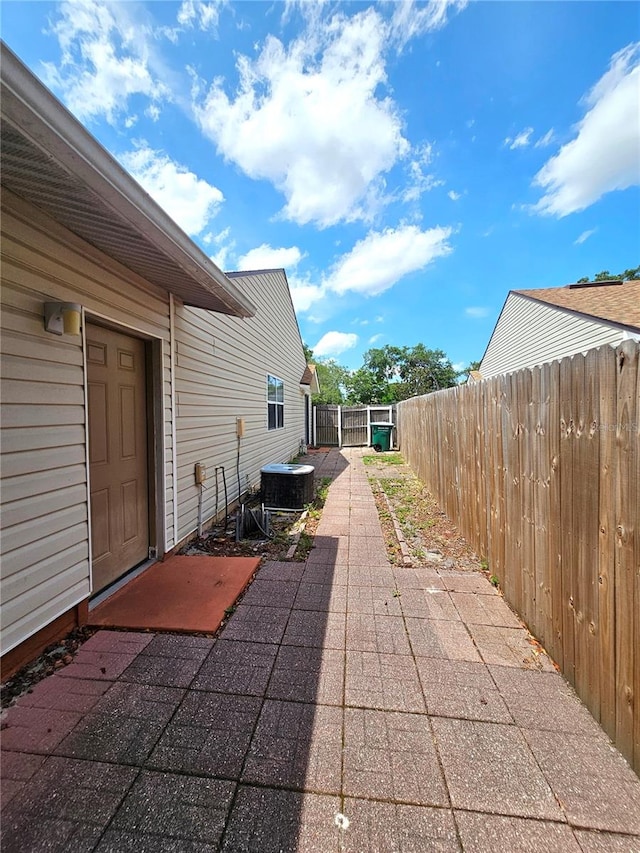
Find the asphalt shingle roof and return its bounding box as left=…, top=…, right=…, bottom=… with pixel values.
left=514, top=280, right=640, bottom=331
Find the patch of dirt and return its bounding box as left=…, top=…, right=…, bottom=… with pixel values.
left=364, top=452, right=484, bottom=572
left=181, top=475, right=332, bottom=563
left=1, top=626, right=97, bottom=710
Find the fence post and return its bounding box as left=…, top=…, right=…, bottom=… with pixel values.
left=367, top=406, right=372, bottom=446
left=313, top=405, right=317, bottom=447
left=337, top=405, right=342, bottom=448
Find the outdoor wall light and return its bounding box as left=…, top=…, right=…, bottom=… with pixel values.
left=44, top=302, right=82, bottom=336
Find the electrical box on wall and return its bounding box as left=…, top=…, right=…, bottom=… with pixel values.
left=236, top=417, right=245, bottom=438
left=194, top=462, right=206, bottom=485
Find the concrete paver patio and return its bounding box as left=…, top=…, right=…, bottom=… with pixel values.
left=2, top=448, right=640, bottom=852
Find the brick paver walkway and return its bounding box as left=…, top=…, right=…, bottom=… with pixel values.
left=2, top=448, right=640, bottom=851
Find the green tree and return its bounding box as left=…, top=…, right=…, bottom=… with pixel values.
left=345, top=344, right=458, bottom=403
left=346, top=366, right=393, bottom=405
left=313, top=358, right=350, bottom=405
left=575, top=265, right=639, bottom=283
left=397, top=344, right=458, bottom=397
left=458, top=359, right=482, bottom=383
left=348, top=346, right=404, bottom=404
left=620, top=265, right=640, bottom=280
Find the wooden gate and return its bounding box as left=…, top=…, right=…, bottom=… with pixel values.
left=313, top=405, right=396, bottom=447
left=314, top=404, right=339, bottom=445
left=341, top=406, right=368, bottom=446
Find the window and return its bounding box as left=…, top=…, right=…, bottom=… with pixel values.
left=267, top=374, right=284, bottom=429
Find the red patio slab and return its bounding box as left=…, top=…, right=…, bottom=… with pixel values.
left=88, top=555, right=260, bottom=633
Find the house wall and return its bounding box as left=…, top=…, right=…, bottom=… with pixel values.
left=0, top=189, right=174, bottom=656
left=1, top=194, right=309, bottom=659
left=174, top=270, right=308, bottom=541
left=480, top=293, right=628, bottom=378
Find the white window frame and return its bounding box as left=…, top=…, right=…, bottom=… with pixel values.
left=267, top=374, right=284, bottom=430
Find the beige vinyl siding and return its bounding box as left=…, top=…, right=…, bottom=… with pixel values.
left=174, top=270, right=307, bottom=541
left=1, top=190, right=174, bottom=654
left=480, top=292, right=627, bottom=378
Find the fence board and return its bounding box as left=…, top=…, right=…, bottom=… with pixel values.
left=547, top=360, right=563, bottom=668
left=559, top=355, right=577, bottom=688
left=398, top=342, right=639, bottom=772
left=532, top=365, right=552, bottom=651
left=635, top=354, right=640, bottom=774
left=574, top=349, right=600, bottom=717
left=598, top=348, right=617, bottom=740
left=615, top=342, right=638, bottom=762
left=520, top=369, right=535, bottom=628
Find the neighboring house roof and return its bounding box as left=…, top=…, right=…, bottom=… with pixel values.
left=300, top=363, right=321, bottom=394
left=514, top=280, right=640, bottom=332
left=479, top=279, right=640, bottom=379
left=0, top=42, right=255, bottom=318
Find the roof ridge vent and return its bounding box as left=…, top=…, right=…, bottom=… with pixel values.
left=568, top=279, right=623, bottom=289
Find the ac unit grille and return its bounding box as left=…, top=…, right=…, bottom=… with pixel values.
left=261, top=464, right=315, bottom=510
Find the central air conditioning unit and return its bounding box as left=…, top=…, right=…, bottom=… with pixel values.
left=261, top=463, right=315, bottom=510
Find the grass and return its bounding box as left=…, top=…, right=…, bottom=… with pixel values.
left=295, top=531, right=314, bottom=560
left=293, top=477, right=333, bottom=559
left=362, top=452, right=404, bottom=466
left=374, top=475, right=437, bottom=564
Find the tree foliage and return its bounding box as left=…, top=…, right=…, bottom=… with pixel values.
left=305, top=342, right=463, bottom=405
left=344, top=344, right=457, bottom=403
left=314, top=359, right=351, bottom=404
left=576, top=265, right=639, bottom=283
left=457, top=359, right=482, bottom=382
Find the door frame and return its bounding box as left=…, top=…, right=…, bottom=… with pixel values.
left=83, top=311, right=166, bottom=596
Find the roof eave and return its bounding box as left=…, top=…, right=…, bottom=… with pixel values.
left=0, top=43, right=256, bottom=318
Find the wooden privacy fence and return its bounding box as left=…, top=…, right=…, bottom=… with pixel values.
left=313, top=405, right=396, bottom=447
left=397, top=342, right=639, bottom=772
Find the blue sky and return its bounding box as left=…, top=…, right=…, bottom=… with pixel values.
left=2, top=1, right=639, bottom=370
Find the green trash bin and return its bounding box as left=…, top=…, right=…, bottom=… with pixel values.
left=371, top=423, right=393, bottom=452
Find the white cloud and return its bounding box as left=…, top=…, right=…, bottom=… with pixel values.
left=368, top=333, right=384, bottom=344
left=194, top=7, right=410, bottom=227
left=535, top=129, right=555, bottom=148
left=326, top=224, right=453, bottom=297
left=119, top=145, right=223, bottom=236
left=505, top=127, right=534, bottom=149
left=390, top=0, right=468, bottom=48
left=204, top=227, right=235, bottom=270
left=234, top=244, right=323, bottom=314
left=237, top=244, right=304, bottom=271
left=177, top=1, right=224, bottom=31
left=533, top=42, right=640, bottom=216
left=288, top=277, right=327, bottom=313
left=465, top=306, right=489, bottom=318
left=314, top=331, right=358, bottom=357
left=402, top=142, right=444, bottom=203
left=448, top=190, right=461, bottom=201
left=574, top=228, right=597, bottom=245
left=42, top=0, right=169, bottom=124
